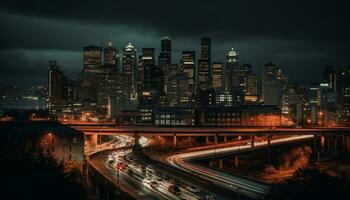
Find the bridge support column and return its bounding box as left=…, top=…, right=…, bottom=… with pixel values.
left=173, top=134, right=177, bottom=147
left=209, top=161, right=214, bottom=168
left=91, top=134, right=98, bottom=146
left=134, top=132, right=140, bottom=145
left=250, top=136, right=255, bottom=149
left=205, top=136, right=210, bottom=145
left=189, top=136, right=194, bottom=145
left=334, top=136, right=338, bottom=150
left=321, top=136, right=325, bottom=152
left=346, top=136, right=350, bottom=151
left=234, top=155, right=239, bottom=168
left=223, top=136, right=227, bottom=143
left=219, top=159, right=223, bottom=169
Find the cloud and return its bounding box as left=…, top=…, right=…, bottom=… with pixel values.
left=0, top=0, right=349, bottom=85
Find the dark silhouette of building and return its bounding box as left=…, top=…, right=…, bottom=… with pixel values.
left=198, top=38, right=212, bottom=90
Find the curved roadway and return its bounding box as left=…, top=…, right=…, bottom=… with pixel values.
left=165, top=135, right=314, bottom=199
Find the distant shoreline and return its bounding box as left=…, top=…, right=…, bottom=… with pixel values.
left=0, top=99, right=46, bottom=110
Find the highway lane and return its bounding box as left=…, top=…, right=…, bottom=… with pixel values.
left=106, top=147, right=221, bottom=200
left=88, top=136, right=171, bottom=200
left=89, top=135, right=210, bottom=200
left=90, top=152, right=164, bottom=200
left=165, top=135, right=314, bottom=199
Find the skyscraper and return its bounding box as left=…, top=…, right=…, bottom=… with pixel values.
left=226, top=48, right=240, bottom=91
left=262, top=62, right=281, bottom=105
left=122, top=43, right=138, bottom=102
left=167, top=70, right=191, bottom=107
left=158, top=37, right=172, bottom=94
left=138, top=48, right=163, bottom=107
left=48, top=61, right=67, bottom=108
left=180, top=51, right=196, bottom=101
left=103, top=41, right=119, bottom=69
left=240, top=64, right=258, bottom=103
left=158, top=36, right=172, bottom=69
left=323, top=65, right=337, bottom=92
left=336, top=66, right=350, bottom=126
left=212, top=62, right=223, bottom=89
left=83, top=45, right=102, bottom=72
left=198, top=37, right=212, bottom=90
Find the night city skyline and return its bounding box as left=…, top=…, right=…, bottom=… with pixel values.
left=1, top=0, right=350, bottom=85
left=1, top=1, right=350, bottom=200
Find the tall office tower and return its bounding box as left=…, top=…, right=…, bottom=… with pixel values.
left=323, top=65, right=337, bottom=92
left=240, top=64, right=253, bottom=79
left=79, top=70, right=101, bottom=102
left=138, top=48, right=163, bottom=107
left=336, top=66, right=350, bottom=126
left=262, top=62, right=281, bottom=105
left=212, top=62, right=223, bottom=89
left=164, top=64, right=179, bottom=94
left=281, top=84, right=306, bottom=125
left=200, top=37, right=211, bottom=61
left=180, top=51, right=196, bottom=103
left=245, top=72, right=258, bottom=103
left=83, top=45, right=102, bottom=72
left=226, top=48, right=240, bottom=92
left=103, top=41, right=119, bottom=70
left=48, top=61, right=67, bottom=108
left=198, top=37, right=212, bottom=90
left=158, top=36, right=172, bottom=93
left=167, top=71, right=191, bottom=107
left=158, top=36, right=172, bottom=70
left=122, top=43, right=138, bottom=102
left=239, top=64, right=258, bottom=103
left=80, top=45, right=103, bottom=102
left=307, top=85, right=319, bottom=124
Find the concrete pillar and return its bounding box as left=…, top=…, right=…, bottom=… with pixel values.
left=209, top=161, right=214, bottom=168
left=250, top=136, right=255, bottom=149
left=321, top=136, right=325, bottom=151
left=205, top=136, right=210, bottom=145
left=189, top=136, right=194, bottom=144
left=334, top=136, right=338, bottom=150
left=223, top=136, right=227, bottom=143
left=134, top=132, right=140, bottom=145
left=219, top=159, right=223, bottom=169
left=91, top=134, right=98, bottom=146
left=173, top=134, right=177, bottom=147
left=234, top=155, right=239, bottom=168
left=214, top=134, right=218, bottom=145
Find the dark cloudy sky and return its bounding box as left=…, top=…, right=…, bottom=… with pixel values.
left=0, top=0, right=349, bottom=85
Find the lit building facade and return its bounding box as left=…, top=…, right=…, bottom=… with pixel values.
left=212, top=62, right=223, bottom=89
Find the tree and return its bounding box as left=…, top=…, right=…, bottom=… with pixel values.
left=271, top=167, right=349, bottom=200
left=1, top=143, right=86, bottom=200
